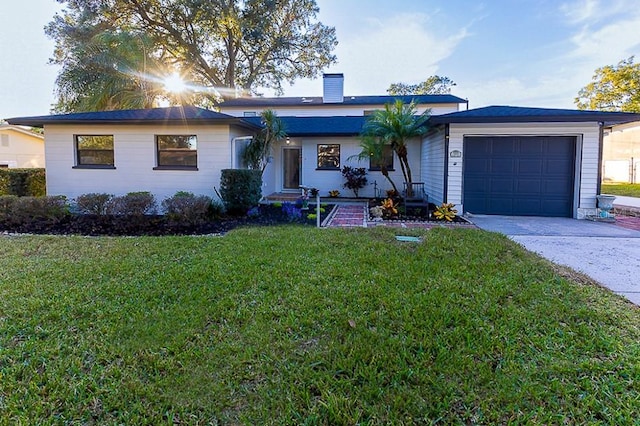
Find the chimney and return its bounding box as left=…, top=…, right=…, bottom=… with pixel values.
left=322, top=73, right=344, bottom=103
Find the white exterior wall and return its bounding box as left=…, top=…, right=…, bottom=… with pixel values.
left=269, top=136, right=420, bottom=198
left=446, top=122, right=601, bottom=218
left=0, top=127, right=45, bottom=168
left=421, top=127, right=446, bottom=205
left=220, top=103, right=459, bottom=118
left=43, top=123, right=239, bottom=202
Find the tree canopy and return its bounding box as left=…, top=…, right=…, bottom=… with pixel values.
left=361, top=100, right=430, bottom=186
left=575, top=57, right=640, bottom=112
left=47, top=0, right=338, bottom=112
left=387, top=75, right=456, bottom=96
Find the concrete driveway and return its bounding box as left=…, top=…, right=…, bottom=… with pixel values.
left=469, top=215, right=640, bottom=306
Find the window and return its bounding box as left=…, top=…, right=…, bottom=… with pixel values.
left=369, top=145, right=394, bottom=171
left=0, top=164, right=8, bottom=168
left=317, top=144, right=340, bottom=169
left=155, top=135, right=197, bottom=169
left=1, top=134, right=9, bottom=147
left=233, top=136, right=253, bottom=169
left=243, top=111, right=257, bottom=117
left=75, top=135, right=114, bottom=167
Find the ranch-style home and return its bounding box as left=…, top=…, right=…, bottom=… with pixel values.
left=8, top=73, right=640, bottom=218
left=0, top=124, right=45, bottom=168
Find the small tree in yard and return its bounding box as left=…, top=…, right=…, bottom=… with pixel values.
left=349, top=135, right=399, bottom=195
left=341, top=166, right=367, bottom=197
left=242, top=110, right=287, bottom=175
left=361, top=100, right=430, bottom=187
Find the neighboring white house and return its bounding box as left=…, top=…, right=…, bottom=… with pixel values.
left=0, top=124, right=45, bottom=168
left=7, top=73, right=640, bottom=218
left=602, top=121, right=640, bottom=183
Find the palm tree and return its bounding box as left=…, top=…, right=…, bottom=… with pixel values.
left=361, top=100, right=430, bottom=187
left=349, top=135, right=399, bottom=195
left=242, top=110, right=287, bottom=175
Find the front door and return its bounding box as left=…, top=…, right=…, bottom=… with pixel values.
left=283, top=147, right=301, bottom=190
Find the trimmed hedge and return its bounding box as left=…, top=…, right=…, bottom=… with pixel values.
left=0, top=195, right=69, bottom=226
left=0, top=168, right=46, bottom=196
left=218, top=169, right=262, bottom=214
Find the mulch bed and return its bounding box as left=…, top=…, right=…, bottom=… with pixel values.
left=0, top=204, right=334, bottom=237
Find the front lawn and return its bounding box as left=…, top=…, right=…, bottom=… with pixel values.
left=1, top=227, right=638, bottom=424
left=602, top=183, right=640, bottom=197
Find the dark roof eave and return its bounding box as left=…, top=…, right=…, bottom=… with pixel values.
left=7, top=117, right=262, bottom=130
left=429, top=115, right=640, bottom=125
left=287, top=132, right=360, bottom=137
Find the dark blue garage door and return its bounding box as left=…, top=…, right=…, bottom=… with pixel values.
left=463, top=136, right=576, bottom=217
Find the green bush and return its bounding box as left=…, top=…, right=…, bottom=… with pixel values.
left=218, top=169, right=262, bottom=214
left=75, top=193, right=114, bottom=215
left=161, top=192, right=213, bottom=224
left=107, top=192, right=157, bottom=216
left=0, top=195, right=19, bottom=222
left=25, top=169, right=46, bottom=196
left=0, top=168, right=46, bottom=196
left=0, top=196, right=69, bottom=226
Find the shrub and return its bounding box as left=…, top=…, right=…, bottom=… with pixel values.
left=0, top=168, right=46, bottom=196
left=247, top=206, right=261, bottom=218
left=107, top=192, right=157, bottom=216
left=433, top=203, right=458, bottom=221
left=282, top=202, right=302, bottom=222
left=0, top=195, right=19, bottom=222
left=75, top=193, right=113, bottom=215
left=210, top=200, right=225, bottom=218
left=161, top=192, right=213, bottom=224
left=218, top=169, right=262, bottom=214
left=341, top=166, right=367, bottom=197
left=0, top=196, right=69, bottom=227
left=25, top=169, right=46, bottom=197
left=380, top=198, right=398, bottom=219
left=329, top=190, right=340, bottom=197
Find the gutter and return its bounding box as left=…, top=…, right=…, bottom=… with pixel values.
left=443, top=124, right=450, bottom=203
left=597, top=121, right=604, bottom=195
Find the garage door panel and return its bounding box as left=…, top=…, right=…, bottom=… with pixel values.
left=463, top=136, right=575, bottom=217
left=491, top=139, right=517, bottom=154
left=545, top=159, right=572, bottom=174
left=491, top=159, right=515, bottom=173
left=490, top=179, right=514, bottom=192
left=518, top=159, right=543, bottom=173
left=513, top=199, right=542, bottom=215
left=516, top=179, right=542, bottom=193
left=487, top=198, right=513, bottom=214
left=519, top=141, right=544, bottom=155
left=466, top=158, right=490, bottom=173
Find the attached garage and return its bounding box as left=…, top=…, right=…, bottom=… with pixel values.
left=463, top=136, right=576, bottom=217
left=426, top=106, right=640, bottom=219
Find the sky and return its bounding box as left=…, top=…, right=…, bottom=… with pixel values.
left=1, top=0, right=640, bottom=119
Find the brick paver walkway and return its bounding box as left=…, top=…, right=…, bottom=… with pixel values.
left=325, top=204, right=367, bottom=227
left=325, top=203, right=477, bottom=229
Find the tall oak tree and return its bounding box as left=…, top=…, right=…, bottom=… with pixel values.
left=47, top=0, right=337, bottom=112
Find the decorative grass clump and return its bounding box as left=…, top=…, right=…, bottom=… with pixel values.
left=0, top=227, right=638, bottom=424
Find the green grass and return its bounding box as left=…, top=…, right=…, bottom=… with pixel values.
left=1, top=226, right=639, bottom=424
left=602, top=183, right=640, bottom=197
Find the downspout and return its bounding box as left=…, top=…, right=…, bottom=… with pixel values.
left=443, top=124, right=450, bottom=203
left=597, top=122, right=604, bottom=195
